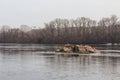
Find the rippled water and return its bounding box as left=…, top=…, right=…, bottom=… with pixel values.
left=0, top=43, right=120, bottom=80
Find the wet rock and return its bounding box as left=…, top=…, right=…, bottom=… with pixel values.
left=78, top=45, right=99, bottom=53
left=57, top=44, right=74, bottom=52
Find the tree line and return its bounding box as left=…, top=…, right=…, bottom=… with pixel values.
left=0, top=15, right=120, bottom=44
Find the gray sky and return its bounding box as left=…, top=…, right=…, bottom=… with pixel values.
left=0, top=0, right=120, bottom=27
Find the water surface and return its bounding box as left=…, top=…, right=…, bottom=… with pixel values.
left=0, top=44, right=120, bottom=80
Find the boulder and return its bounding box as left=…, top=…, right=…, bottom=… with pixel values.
left=60, top=44, right=74, bottom=52
left=78, top=45, right=99, bottom=53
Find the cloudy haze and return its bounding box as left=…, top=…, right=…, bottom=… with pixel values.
left=0, top=0, right=120, bottom=27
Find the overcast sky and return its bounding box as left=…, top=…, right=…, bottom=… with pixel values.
left=0, top=0, right=120, bottom=27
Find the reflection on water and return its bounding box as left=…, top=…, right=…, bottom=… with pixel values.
left=0, top=44, right=120, bottom=80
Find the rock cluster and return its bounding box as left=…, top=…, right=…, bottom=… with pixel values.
left=56, top=44, right=100, bottom=53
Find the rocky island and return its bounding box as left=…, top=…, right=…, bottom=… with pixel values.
left=56, top=44, right=100, bottom=54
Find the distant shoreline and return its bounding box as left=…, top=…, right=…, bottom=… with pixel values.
left=0, top=15, right=120, bottom=44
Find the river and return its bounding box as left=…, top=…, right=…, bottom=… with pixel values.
left=0, top=43, right=120, bottom=80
